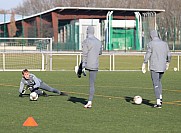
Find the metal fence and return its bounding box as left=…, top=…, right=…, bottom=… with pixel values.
left=0, top=51, right=180, bottom=71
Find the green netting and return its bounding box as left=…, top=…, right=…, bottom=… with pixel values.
left=111, top=28, right=135, bottom=50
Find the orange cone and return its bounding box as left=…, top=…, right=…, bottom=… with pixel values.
left=23, top=117, right=38, bottom=127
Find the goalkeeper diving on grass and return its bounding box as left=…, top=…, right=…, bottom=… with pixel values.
left=19, top=69, right=67, bottom=97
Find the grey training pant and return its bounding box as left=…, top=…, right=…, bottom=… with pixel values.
left=40, top=82, right=61, bottom=94
left=150, top=70, right=164, bottom=99
left=31, top=82, right=60, bottom=95
left=88, top=70, right=98, bottom=101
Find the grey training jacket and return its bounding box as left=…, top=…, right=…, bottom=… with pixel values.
left=82, top=26, right=102, bottom=71
left=144, top=30, right=171, bottom=72
left=19, top=74, right=42, bottom=93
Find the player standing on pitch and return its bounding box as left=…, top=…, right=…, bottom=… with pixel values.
left=19, top=69, right=67, bottom=97
left=81, top=26, right=102, bottom=108
left=142, top=30, right=171, bottom=108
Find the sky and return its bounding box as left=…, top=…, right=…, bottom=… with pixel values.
left=0, top=0, right=24, bottom=10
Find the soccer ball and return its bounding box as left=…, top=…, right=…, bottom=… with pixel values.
left=30, top=92, right=38, bottom=101
left=133, top=96, right=142, bottom=104
left=174, top=67, right=177, bottom=71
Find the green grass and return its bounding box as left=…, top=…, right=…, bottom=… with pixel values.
left=0, top=71, right=180, bottom=133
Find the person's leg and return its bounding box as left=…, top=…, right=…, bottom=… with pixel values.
left=84, top=70, right=97, bottom=108
left=28, top=86, right=46, bottom=96
left=151, top=71, right=162, bottom=107
left=34, top=90, right=44, bottom=96
left=40, top=82, right=61, bottom=94
left=88, top=71, right=97, bottom=101
left=159, top=72, right=164, bottom=104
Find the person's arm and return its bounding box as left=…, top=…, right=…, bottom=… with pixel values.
left=166, top=43, right=171, bottom=70
left=166, top=44, right=171, bottom=63
left=82, top=39, right=88, bottom=68
left=99, top=44, right=102, bottom=55
left=144, top=43, right=152, bottom=64
left=32, top=75, right=41, bottom=89
left=19, top=79, right=25, bottom=97
left=142, top=43, right=152, bottom=73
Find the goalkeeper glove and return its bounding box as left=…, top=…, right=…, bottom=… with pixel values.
left=28, top=86, right=34, bottom=92
left=22, top=87, right=28, bottom=94
left=82, top=68, right=86, bottom=76
left=77, top=61, right=87, bottom=78
left=142, top=63, right=146, bottom=74
left=28, top=86, right=38, bottom=92
left=82, top=62, right=86, bottom=69
left=31, top=87, right=38, bottom=92
left=82, top=62, right=86, bottom=76
left=166, top=62, right=169, bottom=70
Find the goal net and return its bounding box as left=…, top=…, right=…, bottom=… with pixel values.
left=0, top=38, right=52, bottom=71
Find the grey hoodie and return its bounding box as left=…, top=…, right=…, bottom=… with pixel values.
left=19, top=73, right=42, bottom=93
left=144, top=30, right=171, bottom=72
left=82, top=26, right=102, bottom=70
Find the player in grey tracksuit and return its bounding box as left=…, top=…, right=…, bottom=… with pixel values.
left=19, top=69, right=67, bottom=97
left=142, top=30, right=171, bottom=108
left=82, top=26, right=102, bottom=108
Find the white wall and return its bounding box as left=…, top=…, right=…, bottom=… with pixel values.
left=78, top=19, right=101, bottom=50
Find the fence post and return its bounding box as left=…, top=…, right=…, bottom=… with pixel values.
left=113, top=53, right=115, bottom=71
left=178, top=55, right=180, bottom=71
left=76, top=54, right=79, bottom=66
left=79, top=53, right=82, bottom=64
left=110, top=54, right=112, bottom=71
left=3, top=53, right=5, bottom=71
left=42, top=53, right=44, bottom=71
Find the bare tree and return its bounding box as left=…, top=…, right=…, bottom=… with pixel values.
left=15, top=0, right=55, bottom=15
left=8, top=0, right=181, bottom=44
left=9, top=11, right=17, bottom=37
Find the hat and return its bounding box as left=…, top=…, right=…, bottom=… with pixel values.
left=86, top=26, right=94, bottom=35
left=150, top=30, right=158, bottom=39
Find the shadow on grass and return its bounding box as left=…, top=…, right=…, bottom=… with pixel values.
left=67, top=96, right=87, bottom=105
left=124, top=96, right=154, bottom=107
left=22, top=93, right=63, bottom=97
left=46, top=94, right=64, bottom=97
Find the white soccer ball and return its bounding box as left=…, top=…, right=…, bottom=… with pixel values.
left=174, top=67, right=177, bottom=71
left=133, top=96, right=142, bottom=104
left=30, top=92, right=38, bottom=101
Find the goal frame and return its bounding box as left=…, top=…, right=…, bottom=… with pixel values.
left=0, top=37, right=52, bottom=71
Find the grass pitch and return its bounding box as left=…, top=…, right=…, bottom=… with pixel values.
left=0, top=71, right=180, bottom=133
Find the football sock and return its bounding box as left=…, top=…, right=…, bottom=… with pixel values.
left=157, top=99, right=161, bottom=105
left=160, top=95, right=162, bottom=99
left=160, top=95, right=162, bottom=104
left=87, top=101, right=92, bottom=105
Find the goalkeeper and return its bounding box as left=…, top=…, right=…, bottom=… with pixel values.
left=141, top=30, right=171, bottom=108
left=19, top=69, right=67, bottom=97
left=81, top=26, right=102, bottom=108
